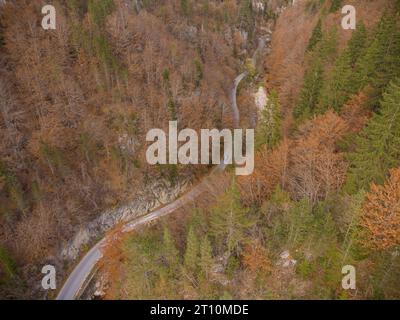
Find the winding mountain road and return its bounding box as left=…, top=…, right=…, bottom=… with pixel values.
left=56, top=71, right=247, bottom=300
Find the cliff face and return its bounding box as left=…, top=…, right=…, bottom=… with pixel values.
left=60, top=178, right=190, bottom=262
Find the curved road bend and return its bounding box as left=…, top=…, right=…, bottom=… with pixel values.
left=56, top=72, right=247, bottom=300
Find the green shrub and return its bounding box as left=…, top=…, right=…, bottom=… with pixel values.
left=329, top=0, right=342, bottom=13
left=88, top=0, right=114, bottom=27
left=0, top=246, right=16, bottom=283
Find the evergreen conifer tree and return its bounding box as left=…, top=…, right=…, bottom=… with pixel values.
left=163, top=226, right=180, bottom=273
left=347, top=21, right=367, bottom=66
left=329, top=0, right=342, bottom=13
left=210, top=182, right=253, bottom=256
left=256, top=89, right=282, bottom=150
left=184, top=226, right=199, bottom=273
left=293, top=57, right=323, bottom=120
left=307, top=19, right=323, bottom=52
left=318, top=50, right=353, bottom=112
left=356, top=13, right=400, bottom=109
left=199, top=236, right=213, bottom=279
left=346, top=80, right=400, bottom=193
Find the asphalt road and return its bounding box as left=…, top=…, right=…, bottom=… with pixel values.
left=56, top=72, right=247, bottom=300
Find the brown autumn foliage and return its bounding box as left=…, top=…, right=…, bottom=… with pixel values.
left=266, top=0, right=317, bottom=132
left=340, top=90, right=372, bottom=133
left=323, top=0, right=392, bottom=53
left=286, top=110, right=348, bottom=206
left=242, top=240, right=271, bottom=275
left=238, top=139, right=289, bottom=206
left=0, top=0, right=264, bottom=297
left=98, top=229, right=126, bottom=300
left=238, top=107, right=356, bottom=207
left=266, top=0, right=390, bottom=135
left=361, top=168, right=400, bottom=251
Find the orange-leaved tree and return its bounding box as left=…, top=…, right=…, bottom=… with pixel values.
left=287, top=110, right=348, bottom=206
left=242, top=240, right=271, bottom=276
left=361, top=168, right=400, bottom=251
left=237, top=139, right=289, bottom=206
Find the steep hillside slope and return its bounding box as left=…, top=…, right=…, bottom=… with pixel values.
left=99, top=0, right=400, bottom=300
left=0, top=0, right=278, bottom=298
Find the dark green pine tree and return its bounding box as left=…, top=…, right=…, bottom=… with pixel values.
left=199, top=236, right=213, bottom=280
left=354, top=35, right=380, bottom=90
left=329, top=0, right=342, bottom=13
left=210, top=181, right=253, bottom=257
left=347, top=21, right=367, bottom=67
left=183, top=226, right=199, bottom=274
left=239, top=0, right=255, bottom=39
left=293, top=57, right=323, bottom=120
left=162, top=226, right=180, bottom=273
left=295, top=26, right=338, bottom=120
left=307, top=19, right=323, bottom=52
left=167, top=98, right=177, bottom=121
left=193, top=59, right=203, bottom=88
left=255, top=89, right=282, bottom=150
left=318, top=50, right=353, bottom=113
left=332, top=22, right=368, bottom=102
left=345, top=79, right=400, bottom=193
left=180, top=0, right=191, bottom=17
left=355, top=13, right=400, bottom=110
left=319, top=27, right=338, bottom=60
left=372, top=15, right=400, bottom=107
left=88, top=0, right=114, bottom=27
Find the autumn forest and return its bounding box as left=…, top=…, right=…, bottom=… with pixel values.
left=0, top=0, right=400, bottom=300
